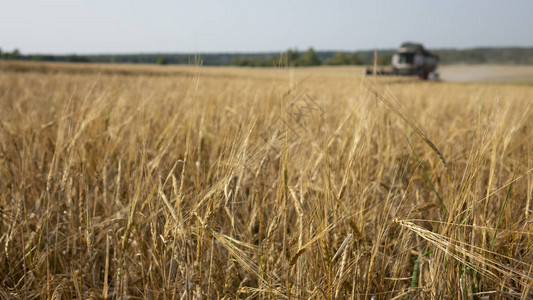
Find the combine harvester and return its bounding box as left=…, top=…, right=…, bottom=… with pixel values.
left=366, top=42, right=439, bottom=80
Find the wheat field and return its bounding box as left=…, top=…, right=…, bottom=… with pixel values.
left=1, top=61, right=533, bottom=299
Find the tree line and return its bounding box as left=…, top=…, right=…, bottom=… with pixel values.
left=232, top=48, right=369, bottom=67
left=2, top=46, right=533, bottom=66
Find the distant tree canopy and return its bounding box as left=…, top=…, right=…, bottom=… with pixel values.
left=324, top=52, right=364, bottom=65
left=67, top=54, right=90, bottom=63
left=299, top=48, right=321, bottom=66
left=233, top=57, right=278, bottom=67
left=233, top=48, right=322, bottom=67
left=157, top=57, right=167, bottom=65
left=281, top=48, right=300, bottom=65
left=3, top=46, right=533, bottom=66
left=1, top=48, right=22, bottom=60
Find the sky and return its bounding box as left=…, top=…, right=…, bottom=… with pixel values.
left=1, top=0, right=533, bottom=54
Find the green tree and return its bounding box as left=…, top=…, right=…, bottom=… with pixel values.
left=67, top=54, right=89, bottom=63
left=232, top=58, right=248, bottom=66
left=324, top=52, right=350, bottom=65
left=4, top=48, right=21, bottom=60
left=157, top=57, right=168, bottom=65
left=348, top=53, right=363, bottom=65
left=12, top=48, right=20, bottom=59
left=324, top=52, right=364, bottom=66
left=299, top=47, right=321, bottom=66
left=281, top=48, right=300, bottom=65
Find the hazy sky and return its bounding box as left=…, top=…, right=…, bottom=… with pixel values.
left=2, top=0, right=533, bottom=54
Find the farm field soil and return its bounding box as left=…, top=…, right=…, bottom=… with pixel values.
left=1, top=61, right=533, bottom=298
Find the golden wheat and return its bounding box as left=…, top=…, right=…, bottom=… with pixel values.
left=0, top=61, right=532, bottom=298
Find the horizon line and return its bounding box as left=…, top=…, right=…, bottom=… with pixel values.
left=6, top=44, right=533, bottom=56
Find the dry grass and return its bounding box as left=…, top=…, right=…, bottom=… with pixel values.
left=1, top=61, right=533, bottom=299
